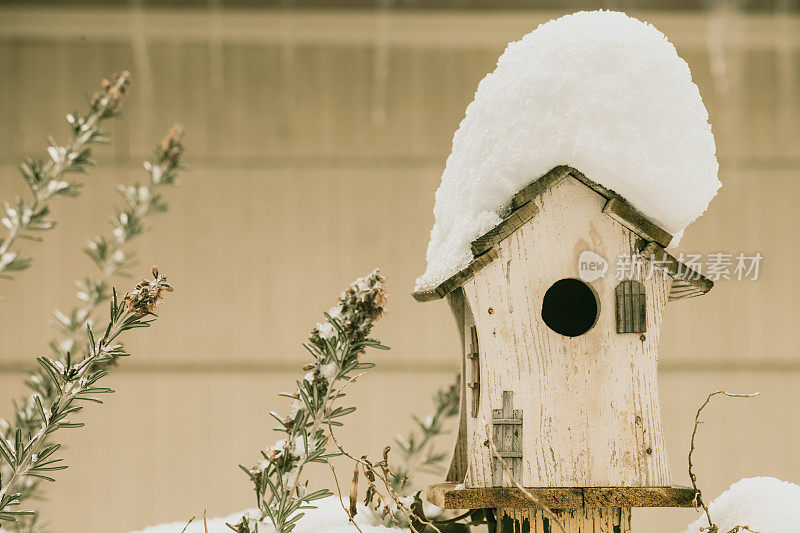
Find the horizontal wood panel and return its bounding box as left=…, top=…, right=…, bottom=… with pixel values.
left=0, top=165, right=797, bottom=367
left=0, top=10, right=798, bottom=163
left=0, top=370, right=462, bottom=533
left=0, top=369, right=797, bottom=532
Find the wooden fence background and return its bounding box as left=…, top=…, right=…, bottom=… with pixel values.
left=0, top=6, right=798, bottom=532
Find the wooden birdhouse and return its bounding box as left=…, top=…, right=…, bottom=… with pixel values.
left=412, top=166, right=713, bottom=532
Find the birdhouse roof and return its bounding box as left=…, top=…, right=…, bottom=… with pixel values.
left=412, top=166, right=713, bottom=303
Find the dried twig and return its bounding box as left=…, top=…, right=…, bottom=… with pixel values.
left=688, top=390, right=760, bottom=533
left=349, top=463, right=359, bottom=518
left=327, top=461, right=364, bottom=533
left=484, top=421, right=566, bottom=533
left=179, top=516, right=195, bottom=533
left=326, top=374, right=440, bottom=533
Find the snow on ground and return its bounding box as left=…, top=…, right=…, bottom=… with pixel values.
left=130, top=496, right=410, bottom=533
left=415, top=10, right=720, bottom=291
left=685, top=477, right=800, bottom=533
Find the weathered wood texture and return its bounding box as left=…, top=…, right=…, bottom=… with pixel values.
left=510, top=166, right=573, bottom=210
left=602, top=197, right=673, bottom=248
left=492, top=391, right=523, bottom=486
left=445, top=288, right=469, bottom=483
left=497, top=507, right=631, bottom=533
left=427, top=482, right=697, bottom=510
left=461, top=176, right=672, bottom=488
left=467, top=326, right=481, bottom=418
left=412, top=248, right=499, bottom=302
left=471, top=200, right=539, bottom=255
left=615, top=280, right=647, bottom=334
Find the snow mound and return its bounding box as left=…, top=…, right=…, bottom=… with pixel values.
left=685, top=477, right=800, bottom=533
left=415, top=10, right=719, bottom=292
left=130, top=497, right=409, bottom=533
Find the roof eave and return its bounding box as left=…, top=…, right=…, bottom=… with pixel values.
left=412, top=166, right=711, bottom=302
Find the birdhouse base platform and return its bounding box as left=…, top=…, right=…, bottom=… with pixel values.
left=426, top=482, right=698, bottom=510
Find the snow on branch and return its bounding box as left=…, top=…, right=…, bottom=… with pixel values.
left=0, top=267, right=174, bottom=525
left=0, top=72, right=130, bottom=286
left=0, top=125, right=187, bottom=531
left=230, top=271, right=388, bottom=533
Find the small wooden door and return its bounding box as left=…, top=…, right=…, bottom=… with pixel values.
left=492, top=391, right=523, bottom=486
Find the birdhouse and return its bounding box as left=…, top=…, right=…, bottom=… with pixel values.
left=413, top=166, right=713, bottom=532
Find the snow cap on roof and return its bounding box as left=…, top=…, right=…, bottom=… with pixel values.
left=415, top=10, right=720, bottom=292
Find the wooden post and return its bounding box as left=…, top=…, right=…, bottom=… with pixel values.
left=496, top=507, right=631, bottom=533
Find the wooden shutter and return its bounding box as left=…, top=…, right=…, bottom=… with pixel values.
left=492, top=391, right=523, bottom=486
left=615, top=280, right=646, bottom=333
left=467, top=326, right=480, bottom=418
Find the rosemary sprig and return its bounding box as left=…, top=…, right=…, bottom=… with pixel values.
left=49, top=123, right=185, bottom=362
left=230, top=270, right=388, bottom=533
left=0, top=268, right=174, bottom=525
left=391, top=376, right=460, bottom=494
left=0, top=127, right=186, bottom=531
left=0, top=72, right=130, bottom=282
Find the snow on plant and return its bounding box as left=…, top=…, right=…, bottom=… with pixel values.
left=132, top=374, right=467, bottom=533
left=133, top=497, right=410, bottom=533
left=324, top=377, right=439, bottom=533
left=51, top=123, right=186, bottom=361
left=0, top=124, right=187, bottom=531
left=231, top=271, right=388, bottom=533
left=0, top=72, right=130, bottom=285
left=0, top=267, right=174, bottom=525
left=685, top=477, right=799, bottom=533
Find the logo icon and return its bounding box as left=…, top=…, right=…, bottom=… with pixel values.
left=578, top=250, right=608, bottom=282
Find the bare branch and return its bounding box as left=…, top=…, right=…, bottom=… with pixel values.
left=688, top=390, right=760, bottom=533
left=326, top=374, right=440, bottom=533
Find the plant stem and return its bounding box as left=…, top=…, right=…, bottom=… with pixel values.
left=0, top=72, right=130, bottom=281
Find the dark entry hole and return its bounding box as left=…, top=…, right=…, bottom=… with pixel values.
left=541, top=278, right=599, bottom=337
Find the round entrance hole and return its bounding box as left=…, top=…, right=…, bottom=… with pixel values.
left=540, top=278, right=599, bottom=337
